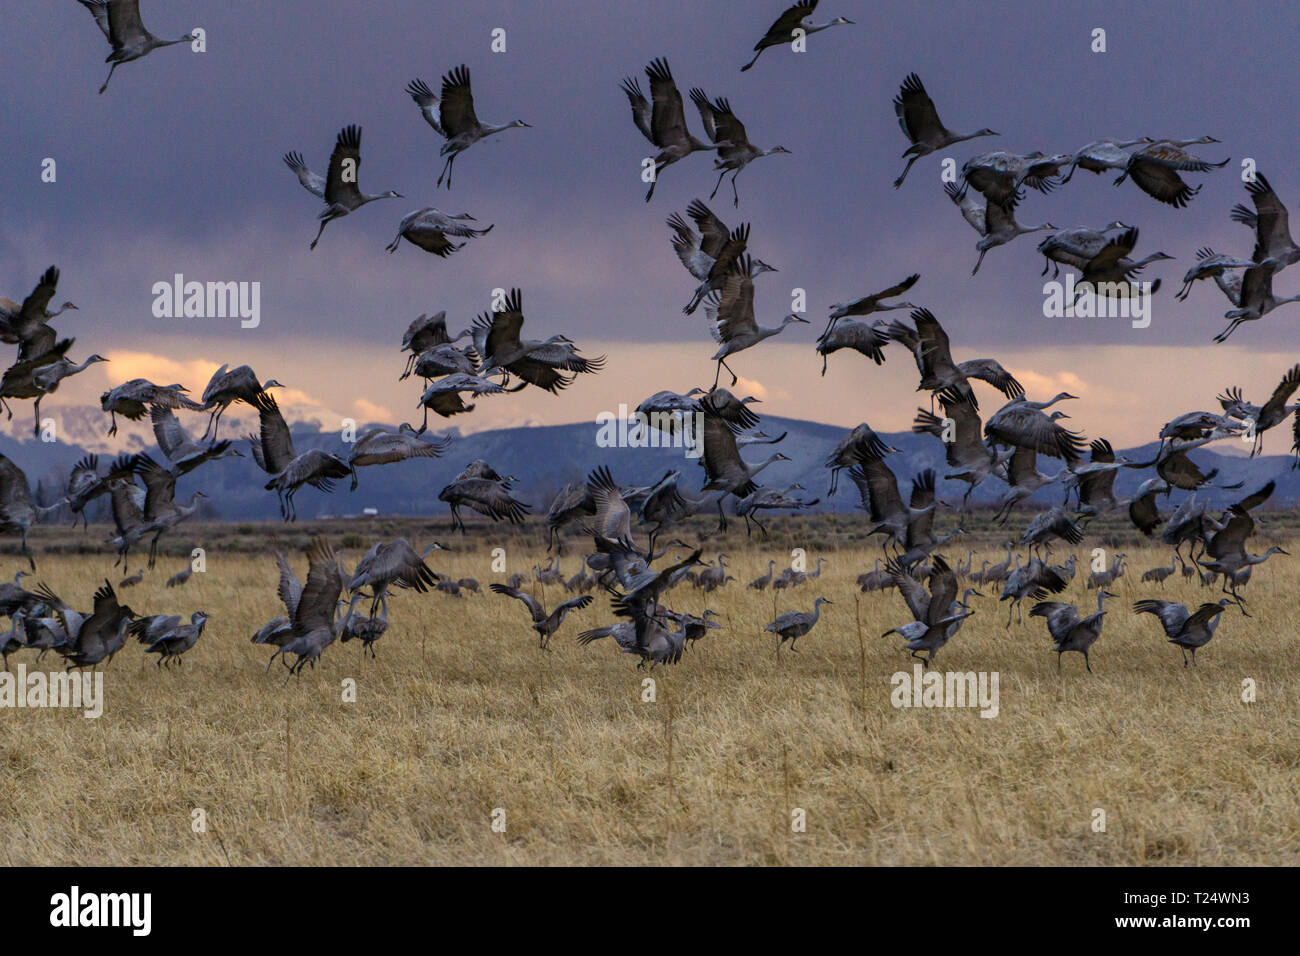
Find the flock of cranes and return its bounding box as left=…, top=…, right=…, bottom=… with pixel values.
left=4, top=1, right=1296, bottom=679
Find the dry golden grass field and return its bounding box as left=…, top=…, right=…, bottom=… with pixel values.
left=2, top=516, right=1299, bottom=866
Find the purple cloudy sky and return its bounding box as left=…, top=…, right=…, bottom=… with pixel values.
left=3, top=1, right=1298, bottom=447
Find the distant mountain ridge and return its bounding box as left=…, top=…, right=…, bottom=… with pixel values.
left=4, top=406, right=1297, bottom=521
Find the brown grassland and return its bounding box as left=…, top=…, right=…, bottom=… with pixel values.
left=2, top=513, right=1298, bottom=866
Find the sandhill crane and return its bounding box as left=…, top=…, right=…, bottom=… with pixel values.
left=697, top=554, right=730, bottom=592
left=945, top=182, right=1055, bottom=274
left=64, top=452, right=139, bottom=529
left=881, top=556, right=974, bottom=665
left=892, top=470, right=960, bottom=568
left=100, top=378, right=204, bottom=437
left=580, top=466, right=659, bottom=587
left=151, top=407, right=240, bottom=476
left=1066, top=438, right=1132, bottom=515
left=1048, top=553, right=1078, bottom=584
left=132, top=611, right=207, bottom=668
left=1128, top=477, right=1170, bottom=537
left=417, top=373, right=507, bottom=428
left=1141, top=557, right=1178, bottom=587
left=587, top=565, right=698, bottom=667
left=116, top=454, right=205, bottom=568
left=1073, top=227, right=1172, bottom=296
left=882, top=606, right=976, bottom=667
left=682, top=221, right=750, bottom=315
left=634, top=387, right=709, bottom=442
left=1, top=353, right=106, bottom=437
left=668, top=201, right=776, bottom=284
left=1230, top=173, right=1300, bottom=273
left=576, top=620, right=641, bottom=659
left=0, top=572, right=40, bottom=618
left=666, top=609, right=721, bottom=649
left=340, top=603, right=388, bottom=658
left=1115, top=139, right=1229, bottom=208
left=886, top=308, right=1025, bottom=407
left=438, top=476, right=529, bottom=533
left=405, top=66, right=531, bottom=189
left=1158, top=409, right=1242, bottom=443
left=75, top=0, right=195, bottom=94
left=1030, top=590, right=1114, bottom=673
left=348, top=538, right=442, bottom=618
left=284, top=125, right=402, bottom=250
left=166, top=565, right=191, bottom=588
left=1162, top=494, right=1216, bottom=571
left=1086, top=553, right=1127, bottom=590
left=247, top=393, right=349, bottom=521
left=1021, top=506, right=1085, bottom=557
left=1150, top=434, right=1237, bottom=492
left=959, top=151, right=1072, bottom=208
left=843, top=446, right=922, bottom=552
left=32, top=350, right=107, bottom=390
left=992, top=446, right=1067, bottom=521
left=764, top=597, right=830, bottom=653
left=471, top=289, right=605, bottom=392
left=1060, top=137, right=1151, bottom=182
left=386, top=208, right=493, bottom=257
left=637, top=470, right=709, bottom=553
left=981, top=544, right=1015, bottom=585
left=269, top=538, right=365, bottom=682
left=58, top=580, right=137, bottom=672
left=700, top=386, right=765, bottom=430
left=622, top=59, right=719, bottom=202
left=0, top=453, right=61, bottom=570
left=1, top=612, right=31, bottom=672
left=857, top=558, right=895, bottom=592
left=984, top=394, right=1085, bottom=463
left=198, top=364, right=283, bottom=440
left=118, top=568, right=143, bottom=588
left=1037, top=222, right=1131, bottom=278
left=816, top=316, right=890, bottom=376
left=823, top=273, right=919, bottom=339
left=705, top=257, right=810, bottom=388
left=0, top=267, right=78, bottom=351
left=1212, top=261, right=1300, bottom=342
left=825, top=423, right=894, bottom=495
left=697, top=392, right=790, bottom=529
left=690, top=89, right=791, bottom=207
left=410, top=343, right=480, bottom=380
left=749, top=560, right=777, bottom=590
left=490, top=585, right=593, bottom=650
left=1217, top=364, right=1300, bottom=457
left=456, top=460, right=516, bottom=484
left=347, top=423, right=450, bottom=489
left=1001, top=553, right=1068, bottom=625
left=741, top=1, right=853, bottom=71
left=546, top=484, right=596, bottom=553
left=735, top=484, right=818, bottom=536
left=250, top=616, right=292, bottom=658
left=912, top=389, right=1005, bottom=508
left=892, top=73, right=998, bottom=188
left=102, top=481, right=150, bottom=561
left=400, top=312, right=470, bottom=377
left=1134, top=598, right=1233, bottom=666
left=1176, top=248, right=1262, bottom=301
left=1201, top=504, right=1288, bottom=607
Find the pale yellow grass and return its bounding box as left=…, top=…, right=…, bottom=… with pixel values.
left=2, top=543, right=1298, bottom=866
